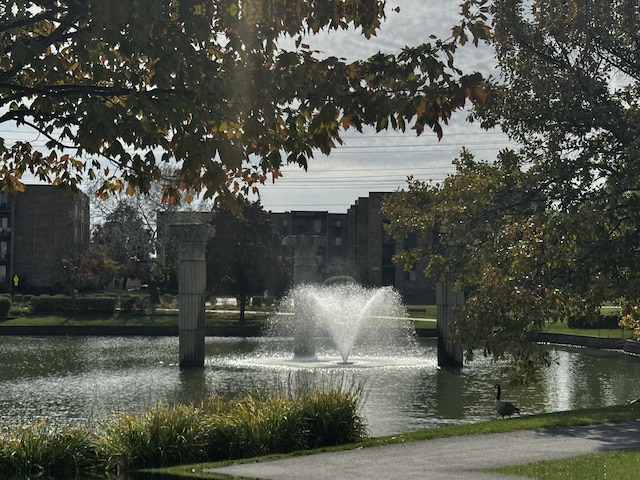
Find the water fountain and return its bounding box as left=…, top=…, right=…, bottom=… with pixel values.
left=269, top=282, right=415, bottom=364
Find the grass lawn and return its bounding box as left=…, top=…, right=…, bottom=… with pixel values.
left=493, top=450, right=640, bottom=479
left=0, top=312, right=270, bottom=327
left=544, top=320, right=634, bottom=339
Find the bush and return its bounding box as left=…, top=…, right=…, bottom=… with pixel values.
left=568, top=312, right=622, bottom=329
left=30, top=295, right=116, bottom=315
left=251, top=296, right=263, bottom=307
left=31, top=295, right=73, bottom=314
left=161, top=293, right=176, bottom=307
left=0, top=296, right=10, bottom=317
left=75, top=296, right=117, bottom=314
left=119, top=294, right=150, bottom=314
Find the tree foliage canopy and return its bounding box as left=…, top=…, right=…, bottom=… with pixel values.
left=0, top=0, right=489, bottom=203
left=206, top=200, right=288, bottom=323
left=92, top=200, right=153, bottom=286
left=384, top=0, right=640, bottom=383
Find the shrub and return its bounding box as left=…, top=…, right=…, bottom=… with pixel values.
left=0, top=296, right=10, bottom=317
left=568, top=312, right=622, bottom=329
left=252, top=296, right=264, bottom=307
left=77, top=296, right=117, bottom=314
left=30, top=295, right=116, bottom=315
left=31, top=295, right=73, bottom=314
left=161, top=293, right=176, bottom=307
left=119, top=294, right=150, bottom=314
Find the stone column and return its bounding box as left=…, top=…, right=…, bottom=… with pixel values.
left=436, top=275, right=464, bottom=367
left=283, top=235, right=322, bottom=357
left=169, top=223, right=214, bottom=368
left=283, top=235, right=322, bottom=285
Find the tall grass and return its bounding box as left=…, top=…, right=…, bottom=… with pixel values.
left=0, top=375, right=366, bottom=478
left=0, top=375, right=368, bottom=477
left=100, top=403, right=208, bottom=471
left=0, top=420, right=100, bottom=478
left=103, top=373, right=367, bottom=470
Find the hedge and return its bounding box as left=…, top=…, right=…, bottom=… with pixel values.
left=31, top=295, right=116, bottom=315
left=0, top=297, right=10, bottom=317
left=118, top=295, right=150, bottom=314
left=568, top=312, right=621, bottom=329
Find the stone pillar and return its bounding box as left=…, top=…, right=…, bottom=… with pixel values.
left=169, top=223, right=213, bottom=368
left=283, top=235, right=322, bottom=357
left=283, top=235, right=322, bottom=285
left=436, top=275, right=463, bottom=367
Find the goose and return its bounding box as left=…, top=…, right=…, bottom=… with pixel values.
left=494, top=384, right=520, bottom=418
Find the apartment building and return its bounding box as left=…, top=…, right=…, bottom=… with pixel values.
left=271, top=211, right=349, bottom=283
left=270, top=193, right=435, bottom=303
left=0, top=185, right=90, bottom=292
left=346, top=192, right=434, bottom=304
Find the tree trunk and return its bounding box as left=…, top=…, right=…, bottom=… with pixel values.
left=149, top=279, right=160, bottom=305
left=239, top=294, right=246, bottom=325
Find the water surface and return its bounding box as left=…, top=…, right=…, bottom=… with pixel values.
left=1, top=336, right=639, bottom=438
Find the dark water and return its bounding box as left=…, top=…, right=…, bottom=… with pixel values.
left=1, top=335, right=640, bottom=479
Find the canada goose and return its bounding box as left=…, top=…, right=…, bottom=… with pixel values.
left=494, top=384, right=520, bottom=418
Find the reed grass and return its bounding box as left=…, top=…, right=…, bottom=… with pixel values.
left=0, top=376, right=367, bottom=477
left=102, top=378, right=366, bottom=471
left=100, top=403, right=208, bottom=471
left=0, top=420, right=100, bottom=477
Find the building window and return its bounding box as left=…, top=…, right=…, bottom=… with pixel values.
left=0, top=240, right=7, bottom=259
left=0, top=265, right=6, bottom=282
left=0, top=216, right=8, bottom=232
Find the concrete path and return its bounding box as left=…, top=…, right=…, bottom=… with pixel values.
left=207, top=421, right=640, bottom=479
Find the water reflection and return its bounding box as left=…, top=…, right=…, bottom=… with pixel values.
left=1, top=336, right=640, bottom=438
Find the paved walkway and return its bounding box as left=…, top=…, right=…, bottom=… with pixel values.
left=207, top=421, right=640, bottom=479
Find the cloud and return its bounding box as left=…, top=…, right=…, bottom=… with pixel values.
left=258, top=0, right=509, bottom=212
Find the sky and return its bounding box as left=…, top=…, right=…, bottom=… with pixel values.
left=253, top=0, right=515, bottom=212
left=4, top=0, right=516, bottom=215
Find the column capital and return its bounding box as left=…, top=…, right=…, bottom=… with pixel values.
left=169, top=223, right=214, bottom=251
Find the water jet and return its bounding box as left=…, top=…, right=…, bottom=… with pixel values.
left=269, top=283, right=415, bottom=364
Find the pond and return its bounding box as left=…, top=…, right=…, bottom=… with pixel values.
left=1, top=335, right=640, bottom=439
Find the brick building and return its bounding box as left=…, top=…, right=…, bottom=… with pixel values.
left=155, top=194, right=434, bottom=304
left=0, top=185, right=90, bottom=292
left=346, top=192, right=434, bottom=304
left=270, top=193, right=435, bottom=304
left=271, top=211, right=349, bottom=283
